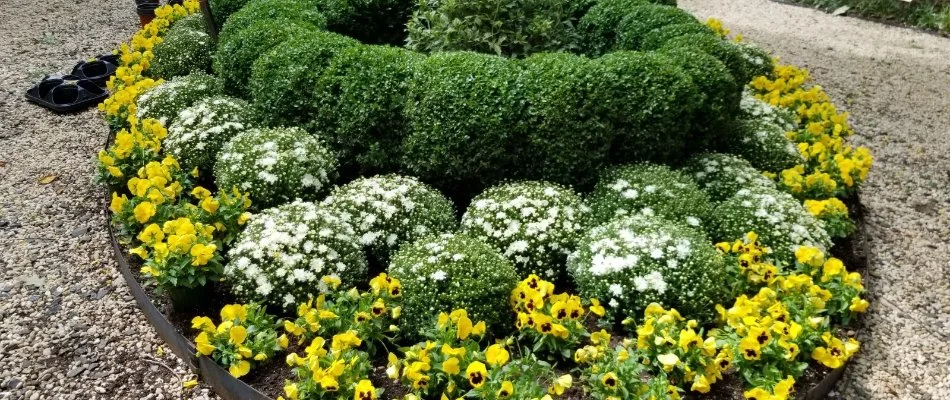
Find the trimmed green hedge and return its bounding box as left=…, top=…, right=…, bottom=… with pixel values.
left=579, top=0, right=649, bottom=56
left=218, top=0, right=328, bottom=44
left=213, top=20, right=319, bottom=98
left=639, top=22, right=716, bottom=50
left=613, top=4, right=699, bottom=50
left=658, top=47, right=740, bottom=146
left=660, top=33, right=756, bottom=85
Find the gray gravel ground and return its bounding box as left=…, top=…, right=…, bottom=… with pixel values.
left=681, top=0, right=950, bottom=399
left=0, top=0, right=214, bottom=398
left=1, top=0, right=948, bottom=398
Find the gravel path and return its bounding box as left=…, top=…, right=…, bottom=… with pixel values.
left=0, top=0, right=212, bottom=398
left=680, top=0, right=950, bottom=399
left=1, top=0, right=947, bottom=399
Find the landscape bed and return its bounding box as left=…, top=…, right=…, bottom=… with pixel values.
left=96, top=0, right=874, bottom=399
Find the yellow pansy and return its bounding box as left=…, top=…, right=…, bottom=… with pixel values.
left=465, top=361, right=488, bottom=388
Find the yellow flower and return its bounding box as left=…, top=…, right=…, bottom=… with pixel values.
left=190, top=243, right=217, bottom=266
left=229, top=325, right=247, bottom=345
left=465, top=361, right=488, bottom=388
left=657, top=353, right=679, bottom=372
left=195, top=331, right=215, bottom=355
left=456, top=314, right=473, bottom=340
left=739, top=336, right=761, bottom=360
left=849, top=297, right=869, bottom=313
left=744, top=387, right=771, bottom=400
left=591, top=329, right=611, bottom=346
left=110, top=192, right=128, bottom=213
left=201, top=196, right=220, bottom=214
left=220, top=304, right=247, bottom=322
left=191, top=186, right=211, bottom=200
left=190, top=316, right=215, bottom=332
left=237, top=212, right=251, bottom=225
left=133, top=201, right=156, bottom=223
left=485, top=344, right=509, bottom=366
left=589, top=298, right=605, bottom=316
left=331, top=330, right=362, bottom=352
left=497, top=380, right=514, bottom=398
left=319, top=376, right=340, bottom=391
left=601, top=372, right=619, bottom=390
left=691, top=374, right=711, bottom=393
left=441, top=357, right=460, bottom=375
left=548, top=374, right=572, bottom=395
left=130, top=246, right=149, bottom=260
left=354, top=379, right=376, bottom=400
left=229, top=360, right=250, bottom=378
left=773, top=376, right=795, bottom=400
left=284, top=383, right=299, bottom=400
left=472, top=320, right=486, bottom=337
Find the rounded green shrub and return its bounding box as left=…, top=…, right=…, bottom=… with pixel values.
left=568, top=215, right=727, bottom=323
left=578, top=0, right=649, bottom=56
left=658, top=47, right=740, bottom=146
left=209, top=0, right=253, bottom=27
left=709, top=186, right=832, bottom=265
left=516, top=52, right=613, bottom=187
left=389, top=233, right=519, bottom=339
left=639, top=22, right=716, bottom=50
left=727, top=117, right=802, bottom=173
left=613, top=4, right=699, bottom=50
left=321, top=174, right=457, bottom=263
left=165, top=96, right=252, bottom=175
left=334, top=0, right=414, bottom=45
left=213, top=19, right=319, bottom=98
left=248, top=31, right=360, bottom=129
left=135, top=72, right=221, bottom=126
left=588, top=163, right=712, bottom=228
left=402, top=51, right=524, bottom=190
left=226, top=201, right=367, bottom=309
left=214, top=127, right=338, bottom=209
left=218, top=0, right=328, bottom=44
left=590, top=51, right=699, bottom=164
left=149, top=25, right=213, bottom=80
left=310, top=45, right=420, bottom=176
left=660, top=33, right=751, bottom=85
left=460, top=181, right=590, bottom=282
left=683, top=153, right=776, bottom=202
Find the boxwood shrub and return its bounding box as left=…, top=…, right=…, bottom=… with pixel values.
left=214, top=127, right=338, bottom=209
left=149, top=24, right=213, bottom=80
left=213, top=20, right=319, bottom=98
left=460, top=181, right=590, bottom=282
left=209, top=0, right=251, bottom=27
left=165, top=96, right=253, bottom=175
left=660, top=33, right=752, bottom=86
left=639, top=22, right=716, bottom=50
left=568, top=215, right=727, bottom=323
left=226, top=201, right=367, bottom=309
left=248, top=31, right=360, bottom=129
left=389, top=233, right=519, bottom=339
left=333, top=0, right=414, bottom=45
left=588, top=163, right=712, bottom=228
left=683, top=152, right=776, bottom=202
left=578, top=0, right=649, bottom=56
left=658, top=47, right=740, bottom=146
left=218, top=0, right=328, bottom=44
left=310, top=45, right=421, bottom=177
left=591, top=51, right=699, bottom=164
left=402, top=51, right=525, bottom=190
left=321, top=174, right=457, bottom=263
left=727, top=117, right=803, bottom=173
left=135, top=72, right=221, bottom=126
left=709, top=186, right=832, bottom=265
left=613, top=4, right=699, bottom=50
left=516, top=52, right=613, bottom=187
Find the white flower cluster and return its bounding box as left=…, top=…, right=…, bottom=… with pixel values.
left=710, top=186, right=832, bottom=265
left=214, top=127, right=337, bottom=209
left=165, top=96, right=252, bottom=174
left=135, top=72, right=220, bottom=126
left=389, top=233, right=518, bottom=337
left=684, top=152, right=776, bottom=202
left=568, top=215, right=727, bottom=322
left=729, top=115, right=803, bottom=173
left=460, top=181, right=589, bottom=281
left=321, top=174, right=456, bottom=263
left=149, top=25, right=213, bottom=80
left=588, top=164, right=712, bottom=229
left=738, top=88, right=797, bottom=132
left=225, top=201, right=367, bottom=309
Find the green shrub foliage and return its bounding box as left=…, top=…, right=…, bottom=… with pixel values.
left=218, top=0, right=328, bottom=44
left=460, top=181, right=590, bottom=282
left=516, top=52, right=613, bottom=187
left=578, top=0, right=648, bottom=56
left=402, top=51, right=525, bottom=190
left=736, top=41, right=775, bottom=80
left=135, top=72, right=221, bottom=127
left=321, top=174, right=457, bottom=263
left=335, top=0, right=415, bottom=45
left=660, top=33, right=752, bottom=86
left=248, top=31, right=360, bottom=129
left=389, top=233, right=519, bottom=339
left=226, top=201, right=367, bottom=309
left=658, top=47, right=740, bottom=145
left=310, top=45, right=421, bottom=177
left=209, top=0, right=252, bottom=27
left=214, top=127, right=338, bottom=209
left=710, top=186, right=832, bottom=265
left=726, top=118, right=803, bottom=173
left=638, top=22, right=716, bottom=50
left=165, top=96, right=253, bottom=175
left=613, top=4, right=699, bottom=50
left=588, top=163, right=712, bottom=228
left=149, top=24, right=213, bottom=80
left=568, top=215, right=727, bottom=323
left=214, top=20, right=318, bottom=98
left=406, top=0, right=586, bottom=57
left=174, top=13, right=210, bottom=33
left=683, top=153, right=776, bottom=202
left=591, top=51, right=699, bottom=164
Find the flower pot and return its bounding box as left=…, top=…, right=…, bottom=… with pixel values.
left=166, top=285, right=207, bottom=313
left=167, top=0, right=184, bottom=5
left=137, top=2, right=160, bottom=28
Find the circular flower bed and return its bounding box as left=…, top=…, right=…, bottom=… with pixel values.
left=97, top=2, right=874, bottom=399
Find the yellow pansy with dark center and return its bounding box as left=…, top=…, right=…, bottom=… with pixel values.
left=466, top=361, right=487, bottom=388
left=602, top=372, right=619, bottom=389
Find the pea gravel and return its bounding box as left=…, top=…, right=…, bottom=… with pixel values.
left=0, top=0, right=947, bottom=399
left=682, top=0, right=950, bottom=398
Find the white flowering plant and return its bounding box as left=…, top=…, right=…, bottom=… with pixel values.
left=588, top=164, right=712, bottom=229
left=135, top=72, right=221, bottom=126
left=710, top=186, right=832, bottom=265
left=683, top=153, right=776, bottom=202
left=738, top=89, right=797, bottom=132
left=322, top=175, right=456, bottom=264
left=460, top=181, right=590, bottom=282
left=165, top=96, right=253, bottom=175
left=389, top=233, right=519, bottom=339
left=568, top=215, right=728, bottom=324
left=149, top=23, right=213, bottom=80
left=225, top=201, right=367, bottom=309
left=214, top=127, right=338, bottom=209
